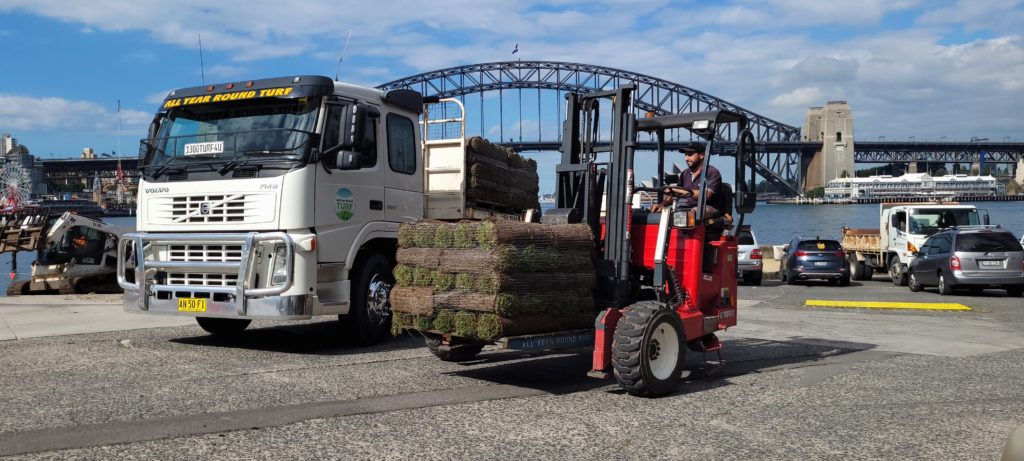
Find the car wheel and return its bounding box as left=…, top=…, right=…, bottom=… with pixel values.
left=908, top=271, right=923, bottom=292
left=839, top=277, right=850, bottom=287
left=1006, top=285, right=1024, bottom=297
left=938, top=273, right=954, bottom=295
left=889, top=258, right=907, bottom=286
left=750, top=272, right=763, bottom=286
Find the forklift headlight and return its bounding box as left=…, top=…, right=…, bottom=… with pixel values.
left=271, top=244, right=288, bottom=285
left=692, top=120, right=711, bottom=130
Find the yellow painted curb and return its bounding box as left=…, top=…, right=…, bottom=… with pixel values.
left=804, top=300, right=972, bottom=311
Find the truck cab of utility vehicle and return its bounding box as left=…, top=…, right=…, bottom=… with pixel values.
left=119, top=75, right=429, bottom=344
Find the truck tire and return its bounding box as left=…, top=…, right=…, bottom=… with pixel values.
left=342, top=254, right=394, bottom=345
left=611, top=301, right=685, bottom=397
left=196, top=317, right=251, bottom=336
left=425, top=336, right=484, bottom=362
left=889, top=258, right=907, bottom=286
left=850, top=258, right=867, bottom=281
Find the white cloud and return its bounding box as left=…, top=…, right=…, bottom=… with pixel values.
left=0, top=94, right=150, bottom=132
left=771, top=87, right=823, bottom=108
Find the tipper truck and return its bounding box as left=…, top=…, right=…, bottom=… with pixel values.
left=118, top=75, right=532, bottom=343
left=842, top=202, right=989, bottom=285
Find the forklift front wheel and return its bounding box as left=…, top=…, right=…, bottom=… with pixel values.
left=612, top=302, right=685, bottom=397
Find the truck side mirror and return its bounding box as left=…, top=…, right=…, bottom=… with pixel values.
left=340, top=103, right=374, bottom=150
left=336, top=151, right=360, bottom=170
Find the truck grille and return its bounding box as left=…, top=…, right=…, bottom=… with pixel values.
left=168, top=244, right=244, bottom=262
left=148, top=193, right=276, bottom=224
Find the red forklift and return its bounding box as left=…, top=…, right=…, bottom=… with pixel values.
left=543, top=85, right=757, bottom=396
left=422, top=85, right=756, bottom=397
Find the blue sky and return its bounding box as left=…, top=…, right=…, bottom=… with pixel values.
left=0, top=0, right=1022, bottom=190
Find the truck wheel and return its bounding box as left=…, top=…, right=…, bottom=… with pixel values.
left=889, top=259, right=907, bottom=286
left=425, top=336, right=484, bottom=362
left=196, top=317, right=251, bottom=336
left=342, top=254, right=394, bottom=345
left=611, top=301, right=685, bottom=397
left=938, top=273, right=954, bottom=295
left=908, top=271, right=923, bottom=292
left=850, top=259, right=866, bottom=281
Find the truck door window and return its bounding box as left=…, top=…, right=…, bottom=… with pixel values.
left=321, top=103, right=343, bottom=150
left=358, top=116, right=378, bottom=167
left=386, top=113, right=416, bottom=175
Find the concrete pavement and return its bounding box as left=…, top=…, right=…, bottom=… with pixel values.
left=0, top=294, right=192, bottom=341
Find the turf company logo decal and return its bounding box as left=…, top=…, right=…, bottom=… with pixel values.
left=335, top=188, right=354, bottom=221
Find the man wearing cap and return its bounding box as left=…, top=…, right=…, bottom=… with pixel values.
left=651, top=141, right=723, bottom=217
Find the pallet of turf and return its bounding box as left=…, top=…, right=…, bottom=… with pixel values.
left=465, top=137, right=540, bottom=212
left=391, top=220, right=595, bottom=341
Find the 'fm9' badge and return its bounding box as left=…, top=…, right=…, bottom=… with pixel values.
left=335, top=188, right=354, bottom=221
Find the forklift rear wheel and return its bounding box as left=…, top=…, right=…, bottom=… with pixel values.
left=196, top=317, right=251, bottom=336
left=612, top=302, right=685, bottom=397
left=425, top=336, right=484, bottom=362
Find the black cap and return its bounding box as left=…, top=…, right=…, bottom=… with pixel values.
left=678, top=141, right=706, bottom=154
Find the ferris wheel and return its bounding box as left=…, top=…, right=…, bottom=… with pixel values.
left=0, top=163, right=32, bottom=210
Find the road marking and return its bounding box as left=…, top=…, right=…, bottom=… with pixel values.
left=804, top=299, right=972, bottom=311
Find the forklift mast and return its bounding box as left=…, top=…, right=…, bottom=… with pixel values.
left=550, top=86, right=637, bottom=307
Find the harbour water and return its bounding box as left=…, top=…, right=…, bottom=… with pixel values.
left=0, top=202, right=1020, bottom=296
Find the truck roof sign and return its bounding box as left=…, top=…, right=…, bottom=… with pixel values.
left=161, top=75, right=334, bottom=110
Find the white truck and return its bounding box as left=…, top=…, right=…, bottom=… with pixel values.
left=118, top=75, right=525, bottom=343
left=842, top=203, right=989, bottom=285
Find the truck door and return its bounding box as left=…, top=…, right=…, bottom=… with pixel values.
left=382, top=112, right=424, bottom=222
left=314, top=100, right=385, bottom=263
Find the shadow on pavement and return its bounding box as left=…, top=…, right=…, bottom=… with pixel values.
left=170, top=319, right=423, bottom=355
left=443, top=335, right=879, bottom=396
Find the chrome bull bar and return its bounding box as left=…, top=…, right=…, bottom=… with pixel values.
left=117, top=232, right=294, bottom=315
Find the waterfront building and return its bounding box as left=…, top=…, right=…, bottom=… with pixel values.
left=824, top=173, right=1003, bottom=200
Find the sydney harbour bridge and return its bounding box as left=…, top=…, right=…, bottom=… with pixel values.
left=379, top=61, right=1024, bottom=196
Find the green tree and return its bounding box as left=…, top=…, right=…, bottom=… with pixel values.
left=806, top=187, right=825, bottom=198
left=933, top=168, right=947, bottom=177
left=840, top=170, right=849, bottom=178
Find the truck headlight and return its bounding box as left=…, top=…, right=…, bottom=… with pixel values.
left=271, top=244, right=288, bottom=285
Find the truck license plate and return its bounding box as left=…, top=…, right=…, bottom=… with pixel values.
left=177, top=298, right=207, bottom=312
left=980, top=260, right=1001, bottom=267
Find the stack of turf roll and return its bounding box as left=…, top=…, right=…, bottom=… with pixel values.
left=466, top=137, right=540, bottom=212
left=391, top=220, right=595, bottom=341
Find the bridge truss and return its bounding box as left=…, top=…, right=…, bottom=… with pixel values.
left=378, top=61, right=805, bottom=195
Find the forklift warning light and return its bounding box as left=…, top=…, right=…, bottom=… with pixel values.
left=692, top=120, right=711, bottom=130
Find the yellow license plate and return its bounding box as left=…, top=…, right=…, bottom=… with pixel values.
left=177, top=297, right=207, bottom=312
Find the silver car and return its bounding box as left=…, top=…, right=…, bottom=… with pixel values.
left=908, top=226, right=1024, bottom=296
left=737, top=226, right=762, bottom=285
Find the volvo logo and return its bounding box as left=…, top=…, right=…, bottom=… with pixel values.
left=200, top=202, right=211, bottom=215
left=145, top=187, right=169, bottom=193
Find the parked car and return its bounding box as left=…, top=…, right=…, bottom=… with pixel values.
left=737, top=226, right=763, bottom=286
left=907, top=226, right=1024, bottom=296
left=780, top=237, right=850, bottom=286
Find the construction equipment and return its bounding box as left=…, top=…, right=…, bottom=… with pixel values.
left=7, top=212, right=129, bottom=295
left=423, top=86, right=757, bottom=397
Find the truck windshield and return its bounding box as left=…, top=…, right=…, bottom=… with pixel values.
left=140, top=97, right=320, bottom=178
left=908, top=209, right=981, bottom=235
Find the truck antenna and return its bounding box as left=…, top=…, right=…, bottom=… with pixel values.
left=335, top=29, right=353, bottom=81
left=198, top=33, right=206, bottom=85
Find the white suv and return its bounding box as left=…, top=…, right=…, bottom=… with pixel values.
left=737, top=226, right=763, bottom=286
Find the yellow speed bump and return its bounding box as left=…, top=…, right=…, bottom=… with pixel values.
left=804, top=299, right=972, bottom=311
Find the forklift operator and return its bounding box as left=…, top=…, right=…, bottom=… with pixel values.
left=650, top=141, right=722, bottom=215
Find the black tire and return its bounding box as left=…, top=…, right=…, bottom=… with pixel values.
left=425, top=337, right=484, bottom=362
left=907, top=271, right=923, bottom=292
left=1006, top=285, right=1024, bottom=297
left=749, top=272, right=763, bottom=286
left=611, top=302, right=685, bottom=397
left=889, top=258, right=907, bottom=286
left=850, top=258, right=866, bottom=281
left=839, top=277, right=851, bottom=287
left=785, top=271, right=799, bottom=285
left=341, top=254, right=394, bottom=345
left=938, top=273, right=954, bottom=295
left=195, top=317, right=251, bottom=336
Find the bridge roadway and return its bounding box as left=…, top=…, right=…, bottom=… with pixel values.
left=1, top=282, right=1022, bottom=459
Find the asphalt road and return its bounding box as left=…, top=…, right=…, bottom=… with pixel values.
left=1, top=277, right=1022, bottom=460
